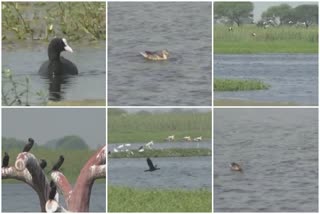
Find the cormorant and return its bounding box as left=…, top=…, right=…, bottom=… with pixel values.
left=49, top=180, right=57, bottom=200
left=2, top=152, right=9, bottom=167
left=144, top=157, right=160, bottom=172
left=40, top=159, right=47, bottom=169
left=50, top=155, right=64, bottom=172
left=23, top=138, right=34, bottom=152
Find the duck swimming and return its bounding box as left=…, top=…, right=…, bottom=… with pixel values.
left=230, top=162, right=242, bottom=172
left=140, top=50, right=169, bottom=61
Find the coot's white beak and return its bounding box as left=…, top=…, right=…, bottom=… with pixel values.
left=62, top=38, right=73, bottom=53
left=64, top=45, right=73, bottom=53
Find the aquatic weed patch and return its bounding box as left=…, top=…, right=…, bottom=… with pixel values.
left=214, top=78, right=270, bottom=91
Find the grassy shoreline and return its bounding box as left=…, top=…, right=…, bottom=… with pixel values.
left=108, top=186, right=212, bottom=212
left=214, top=25, right=318, bottom=54
left=108, top=111, right=211, bottom=144
left=109, top=148, right=212, bottom=158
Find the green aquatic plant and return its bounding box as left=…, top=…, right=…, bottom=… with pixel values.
left=2, top=69, right=48, bottom=106
left=214, top=78, right=271, bottom=91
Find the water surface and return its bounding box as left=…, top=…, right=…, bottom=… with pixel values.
left=2, top=41, right=105, bottom=105
left=108, top=3, right=212, bottom=106
left=2, top=183, right=106, bottom=212
left=214, top=109, right=318, bottom=212
left=214, top=54, right=318, bottom=105
left=109, top=156, right=211, bottom=190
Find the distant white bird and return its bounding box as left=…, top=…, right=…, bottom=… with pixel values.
left=228, top=26, right=233, bottom=31
left=138, top=145, right=144, bottom=152
left=194, top=136, right=202, bottom=142
left=125, top=144, right=131, bottom=147
left=145, top=141, right=154, bottom=149
left=113, top=148, right=119, bottom=153
left=166, top=135, right=175, bottom=142
left=251, top=32, right=256, bottom=37
left=117, top=144, right=124, bottom=149
left=183, top=136, right=192, bottom=142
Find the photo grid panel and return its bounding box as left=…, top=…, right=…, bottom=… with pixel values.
left=1, top=1, right=107, bottom=213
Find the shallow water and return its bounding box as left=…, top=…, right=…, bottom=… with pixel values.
left=2, top=183, right=106, bottom=212
left=108, top=2, right=212, bottom=106
left=214, top=109, right=318, bottom=212
left=2, top=41, right=105, bottom=105
left=108, top=156, right=212, bottom=190
left=214, top=54, right=318, bottom=105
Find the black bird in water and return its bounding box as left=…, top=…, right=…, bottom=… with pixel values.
left=23, top=138, right=34, bottom=152
left=49, top=180, right=57, bottom=200
left=144, top=157, right=160, bottom=172
left=50, top=155, right=64, bottom=172
left=2, top=152, right=9, bottom=167
left=39, top=159, right=47, bottom=169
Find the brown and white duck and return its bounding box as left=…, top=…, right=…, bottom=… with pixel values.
left=230, top=162, right=242, bottom=172
left=140, top=50, right=169, bottom=61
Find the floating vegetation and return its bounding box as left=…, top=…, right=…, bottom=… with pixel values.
left=214, top=78, right=270, bottom=91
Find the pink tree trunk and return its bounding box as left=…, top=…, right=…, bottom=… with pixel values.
left=2, top=146, right=106, bottom=212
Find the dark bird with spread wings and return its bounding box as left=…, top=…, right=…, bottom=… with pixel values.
left=144, top=157, right=160, bottom=172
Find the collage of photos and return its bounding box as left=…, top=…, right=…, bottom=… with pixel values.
left=1, top=1, right=319, bottom=213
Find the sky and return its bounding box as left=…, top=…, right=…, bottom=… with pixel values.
left=253, top=2, right=317, bottom=22
left=2, top=109, right=106, bottom=149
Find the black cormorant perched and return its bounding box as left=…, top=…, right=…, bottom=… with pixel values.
left=144, top=157, right=160, bottom=172
left=49, top=180, right=57, bottom=200
left=23, top=138, right=34, bottom=152
left=51, top=155, right=64, bottom=172
left=2, top=152, right=9, bottom=167
left=40, top=159, right=47, bottom=169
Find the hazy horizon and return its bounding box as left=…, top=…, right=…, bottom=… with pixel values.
left=2, top=109, right=106, bottom=149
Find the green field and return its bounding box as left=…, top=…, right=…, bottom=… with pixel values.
left=2, top=148, right=104, bottom=183
left=214, top=25, right=318, bottom=53
left=108, top=186, right=212, bottom=212
left=109, top=148, right=211, bottom=158
left=214, top=78, right=270, bottom=91
left=108, top=110, right=211, bottom=144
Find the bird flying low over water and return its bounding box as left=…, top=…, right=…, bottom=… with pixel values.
left=144, top=157, right=160, bottom=172
left=230, top=162, right=242, bottom=172
left=2, top=152, right=9, bottom=167
left=140, top=50, right=169, bottom=61
left=49, top=155, right=64, bottom=173
left=23, top=138, right=34, bottom=152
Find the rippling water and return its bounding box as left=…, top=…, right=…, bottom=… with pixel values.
left=2, top=42, right=105, bottom=105
left=108, top=156, right=212, bottom=190
left=108, top=2, right=212, bottom=106
left=214, top=54, right=318, bottom=105
left=214, top=109, right=318, bottom=212
left=2, top=183, right=106, bottom=212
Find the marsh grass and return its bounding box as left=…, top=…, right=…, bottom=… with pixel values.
left=214, top=78, right=270, bottom=91
left=109, top=148, right=212, bottom=158
left=214, top=25, right=318, bottom=53
left=2, top=2, right=106, bottom=41
left=108, top=186, right=212, bottom=212
left=108, top=111, right=211, bottom=144
left=214, top=99, right=297, bottom=106
left=2, top=148, right=104, bottom=183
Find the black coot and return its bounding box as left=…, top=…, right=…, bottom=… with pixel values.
left=39, top=38, right=78, bottom=75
